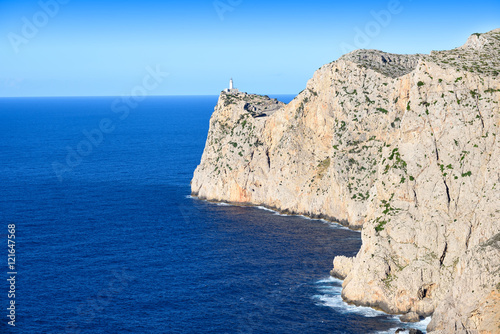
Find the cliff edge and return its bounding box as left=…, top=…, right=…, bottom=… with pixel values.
left=192, top=29, right=500, bottom=332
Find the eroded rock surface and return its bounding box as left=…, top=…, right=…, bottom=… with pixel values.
left=192, top=29, right=500, bottom=332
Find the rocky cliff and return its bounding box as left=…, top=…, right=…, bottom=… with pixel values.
left=192, top=29, right=500, bottom=333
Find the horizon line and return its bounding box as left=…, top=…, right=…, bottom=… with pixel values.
left=0, top=93, right=298, bottom=99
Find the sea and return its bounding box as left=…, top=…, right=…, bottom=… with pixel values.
left=0, top=96, right=430, bottom=333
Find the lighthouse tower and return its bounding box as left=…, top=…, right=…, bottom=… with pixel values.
left=224, top=78, right=239, bottom=93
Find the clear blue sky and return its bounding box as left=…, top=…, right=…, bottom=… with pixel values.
left=1, top=0, right=499, bottom=97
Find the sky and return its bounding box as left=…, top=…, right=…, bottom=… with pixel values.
left=0, top=0, right=499, bottom=97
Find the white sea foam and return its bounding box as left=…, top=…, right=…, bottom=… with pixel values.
left=376, top=317, right=431, bottom=334
left=314, top=293, right=390, bottom=318
left=313, top=277, right=388, bottom=318
left=408, top=317, right=431, bottom=333
left=203, top=201, right=360, bottom=232
left=255, top=206, right=290, bottom=217
left=313, top=277, right=431, bottom=333
left=275, top=212, right=290, bottom=217
left=297, top=214, right=358, bottom=231
left=316, top=276, right=342, bottom=284
left=216, top=202, right=232, bottom=206
left=323, top=220, right=355, bottom=232
left=255, top=205, right=277, bottom=213
left=376, top=329, right=399, bottom=334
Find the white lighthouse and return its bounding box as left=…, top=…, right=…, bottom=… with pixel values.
left=224, top=78, right=239, bottom=93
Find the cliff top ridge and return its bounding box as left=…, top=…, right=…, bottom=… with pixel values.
left=339, top=28, right=500, bottom=78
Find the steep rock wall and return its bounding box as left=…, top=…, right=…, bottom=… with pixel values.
left=192, top=29, right=500, bottom=332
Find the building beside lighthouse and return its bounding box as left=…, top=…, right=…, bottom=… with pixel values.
left=224, top=78, right=239, bottom=93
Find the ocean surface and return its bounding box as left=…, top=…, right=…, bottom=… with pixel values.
left=0, top=96, right=429, bottom=333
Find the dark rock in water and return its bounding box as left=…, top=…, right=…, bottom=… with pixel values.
left=409, top=329, right=424, bottom=334
left=395, top=329, right=423, bottom=334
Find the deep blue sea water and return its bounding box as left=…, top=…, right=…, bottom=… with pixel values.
left=0, top=96, right=429, bottom=333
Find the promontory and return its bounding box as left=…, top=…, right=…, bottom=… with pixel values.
left=192, top=29, right=500, bottom=333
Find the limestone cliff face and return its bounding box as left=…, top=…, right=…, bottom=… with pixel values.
left=192, top=29, right=500, bottom=332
